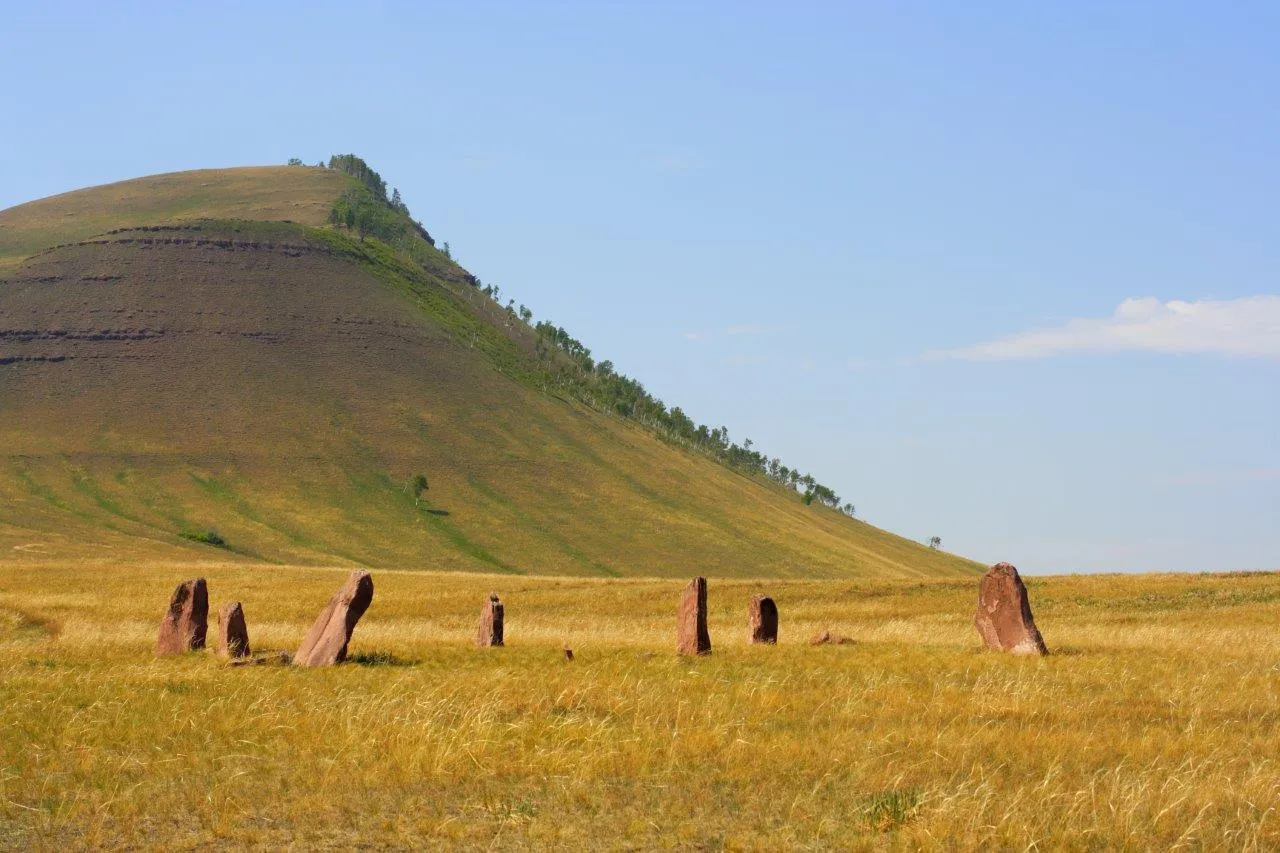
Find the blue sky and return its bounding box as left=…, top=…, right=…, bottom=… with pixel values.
left=3, top=1, right=1277, bottom=573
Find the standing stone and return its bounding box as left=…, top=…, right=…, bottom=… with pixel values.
left=973, top=562, right=1048, bottom=655
left=155, top=578, right=208, bottom=656
left=216, top=601, right=251, bottom=660
left=294, top=571, right=374, bottom=666
left=677, top=576, right=711, bottom=656
left=476, top=593, right=504, bottom=647
left=563, top=647, right=574, bottom=662
left=748, top=595, right=778, bottom=644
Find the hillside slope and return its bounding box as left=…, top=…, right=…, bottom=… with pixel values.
left=0, top=166, right=980, bottom=578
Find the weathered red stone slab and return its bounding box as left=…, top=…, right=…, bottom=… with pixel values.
left=476, top=593, right=504, bottom=647
left=216, top=601, right=251, bottom=660
left=677, top=576, right=711, bottom=656
left=155, top=578, right=208, bottom=656
left=973, top=562, right=1048, bottom=655
left=748, top=595, right=778, bottom=644
left=293, top=571, right=373, bottom=666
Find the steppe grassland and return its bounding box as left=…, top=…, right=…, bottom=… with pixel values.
left=0, top=166, right=347, bottom=273
left=1, top=561, right=1278, bottom=849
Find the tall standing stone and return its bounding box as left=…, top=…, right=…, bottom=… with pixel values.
left=748, top=595, right=778, bottom=644
left=476, top=593, right=504, bottom=647
left=677, top=576, right=711, bottom=656
left=973, top=562, right=1048, bottom=655
left=216, top=601, right=251, bottom=660
left=294, top=571, right=374, bottom=666
left=155, top=578, right=208, bottom=656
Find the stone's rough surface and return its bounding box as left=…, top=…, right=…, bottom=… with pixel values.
left=748, top=595, right=778, bottom=644
left=677, top=576, right=711, bottom=656
left=294, top=571, right=374, bottom=666
left=155, top=578, right=208, bottom=655
left=476, top=593, right=504, bottom=647
left=216, top=601, right=251, bottom=660
left=809, top=629, right=855, bottom=645
left=973, top=562, right=1048, bottom=655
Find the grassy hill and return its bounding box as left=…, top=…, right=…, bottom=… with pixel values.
left=0, top=164, right=981, bottom=578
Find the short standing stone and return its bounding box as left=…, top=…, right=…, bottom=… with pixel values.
left=293, top=571, right=374, bottom=666
left=563, top=647, right=574, bottom=662
left=155, top=578, right=208, bottom=655
left=973, top=562, right=1048, bottom=655
left=748, top=595, right=778, bottom=644
left=677, top=576, right=711, bottom=656
left=476, top=593, right=504, bottom=647
left=216, top=601, right=251, bottom=660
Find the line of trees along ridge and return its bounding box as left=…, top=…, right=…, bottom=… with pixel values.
left=294, top=154, right=857, bottom=517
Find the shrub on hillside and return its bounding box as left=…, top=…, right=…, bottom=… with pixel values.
left=179, top=529, right=226, bottom=548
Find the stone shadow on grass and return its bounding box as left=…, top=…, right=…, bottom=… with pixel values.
left=348, top=650, right=417, bottom=667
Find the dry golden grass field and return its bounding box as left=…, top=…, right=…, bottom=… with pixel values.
left=1, top=560, right=1278, bottom=849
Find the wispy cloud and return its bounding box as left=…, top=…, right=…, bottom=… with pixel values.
left=923, top=296, right=1280, bottom=361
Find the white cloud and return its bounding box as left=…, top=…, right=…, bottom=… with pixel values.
left=924, top=296, right=1280, bottom=361
left=845, top=357, right=880, bottom=372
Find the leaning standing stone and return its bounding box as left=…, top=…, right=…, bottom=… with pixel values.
left=155, top=578, right=208, bottom=655
left=294, top=571, right=374, bottom=666
left=476, top=593, right=504, bottom=647
left=677, top=576, right=711, bottom=656
left=973, top=562, right=1048, bottom=655
left=216, top=601, right=251, bottom=660
left=748, top=595, right=778, bottom=644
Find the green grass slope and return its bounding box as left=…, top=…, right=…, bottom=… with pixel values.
left=0, top=166, right=981, bottom=578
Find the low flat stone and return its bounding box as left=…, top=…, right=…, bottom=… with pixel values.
left=155, top=578, right=208, bottom=656
left=748, top=595, right=778, bottom=644
left=294, top=571, right=374, bottom=666
left=476, top=593, right=504, bottom=647
left=677, top=576, right=711, bottom=656
left=973, top=562, right=1048, bottom=655
left=216, top=601, right=251, bottom=660
left=809, top=629, right=854, bottom=645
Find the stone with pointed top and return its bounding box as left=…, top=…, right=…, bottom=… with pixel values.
left=677, top=576, right=711, bottom=656
left=476, top=593, right=504, bottom=647
left=748, top=595, right=778, bottom=644
left=216, top=601, right=251, bottom=660
left=973, top=562, right=1048, bottom=655
left=155, top=578, right=208, bottom=656
left=293, top=571, right=373, bottom=666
